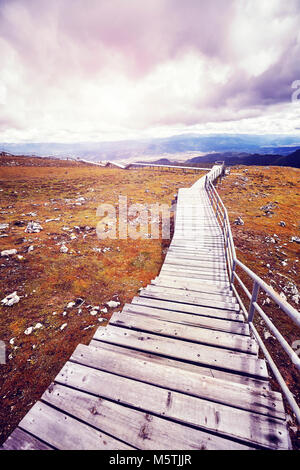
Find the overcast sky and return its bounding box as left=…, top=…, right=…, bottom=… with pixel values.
left=0, top=0, right=300, bottom=142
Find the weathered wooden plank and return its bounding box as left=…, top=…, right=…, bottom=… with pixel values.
left=167, top=251, right=226, bottom=262
left=161, top=265, right=229, bottom=280
left=92, top=326, right=268, bottom=379
left=110, top=310, right=257, bottom=355
left=147, top=282, right=234, bottom=301
left=89, top=340, right=270, bottom=389
left=131, top=296, right=243, bottom=321
left=123, top=303, right=249, bottom=335
left=55, top=361, right=290, bottom=449
left=165, top=255, right=227, bottom=270
left=1, top=427, right=53, bottom=450
left=42, top=382, right=252, bottom=450
left=18, top=401, right=133, bottom=450
left=71, top=343, right=283, bottom=419
left=139, top=287, right=239, bottom=311
left=161, top=262, right=228, bottom=274
left=153, top=276, right=232, bottom=294
left=160, top=268, right=229, bottom=282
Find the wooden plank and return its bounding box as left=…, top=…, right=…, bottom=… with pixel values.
left=92, top=326, right=268, bottom=379
left=161, top=265, right=229, bottom=280
left=18, top=401, right=133, bottom=450
left=165, top=255, right=227, bottom=270
left=147, top=282, right=234, bottom=301
left=1, top=427, right=53, bottom=450
left=161, top=262, right=228, bottom=275
left=153, top=276, right=232, bottom=294
left=131, top=296, right=243, bottom=322
left=160, top=268, right=229, bottom=282
left=70, top=343, right=284, bottom=419
left=139, top=288, right=239, bottom=311
left=42, top=382, right=251, bottom=450
left=54, top=361, right=290, bottom=449
left=110, top=310, right=257, bottom=355
left=89, top=340, right=270, bottom=389
left=122, top=303, right=250, bottom=336
left=155, top=273, right=231, bottom=289
left=167, top=251, right=226, bottom=262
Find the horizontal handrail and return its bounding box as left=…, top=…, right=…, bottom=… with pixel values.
left=205, top=165, right=300, bottom=424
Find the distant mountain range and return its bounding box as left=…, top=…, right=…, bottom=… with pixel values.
left=0, top=134, right=300, bottom=167
left=184, top=149, right=300, bottom=168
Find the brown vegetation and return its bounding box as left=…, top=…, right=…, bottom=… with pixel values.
left=0, top=157, right=202, bottom=444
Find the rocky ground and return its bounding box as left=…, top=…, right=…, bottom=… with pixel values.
left=0, top=156, right=202, bottom=444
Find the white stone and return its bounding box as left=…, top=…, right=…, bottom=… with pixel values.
left=1, top=249, right=17, bottom=256
left=60, top=244, right=68, bottom=253
left=106, top=300, right=120, bottom=308
left=60, top=323, right=67, bottom=330
left=280, top=292, right=287, bottom=301
left=1, top=291, right=20, bottom=306
left=25, top=221, right=43, bottom=233
left=24, top=327, right=34, bottom=335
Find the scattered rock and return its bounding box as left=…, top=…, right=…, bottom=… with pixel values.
left=279, top=221, right=286, bottom=227
left=24, top=327, right=34, bottom=335
left=260, top=202, right=278, bottom=215
left=264, top=330, right=275, bottom=340
left=66, top=301, right=75, bottom=308
left=60, top=244, right=68, bottom=253
left=60, top=323, right=67, bottom=331
left=45, top=217, right=60, bottom=223
left=282, top=282, right=299, bottom=304
left=280, top=292, right=287, bottom=301
left=1, top=291, right=20, bottom=306
left=25, top=221, right=43, bottom=233
left=265, top=236, right=276, bottom=244
left=234, top=217, right=244, bottom=226
left=0, top=223, right=9, bottom=231
left=106, top=300, right=120, bottom=308
left=290, top=236, right=300, bottom=244
left=1, top=249, right=17, bottom=257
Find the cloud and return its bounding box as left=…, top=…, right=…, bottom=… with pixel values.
left=0, top=0, right=299, bottom=142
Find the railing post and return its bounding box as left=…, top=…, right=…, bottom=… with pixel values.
left=230, top=259, right=236, bottom=285
left=248, top=281, right=260, bottom=323
left=222, top=214, right=226, bottom=234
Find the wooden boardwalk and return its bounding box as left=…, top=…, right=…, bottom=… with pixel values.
left=2, top=167, right=292, bottom=450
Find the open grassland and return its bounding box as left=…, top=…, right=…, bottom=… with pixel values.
left=217, top=166, right=300, bottom=444
left=0, top=159, right=203, bottom=444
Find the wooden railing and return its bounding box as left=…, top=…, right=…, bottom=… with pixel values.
left=205, top=164, right=300, bottom=424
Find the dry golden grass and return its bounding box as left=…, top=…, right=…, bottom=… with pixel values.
left=0, top=159, right=203, bottom=444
